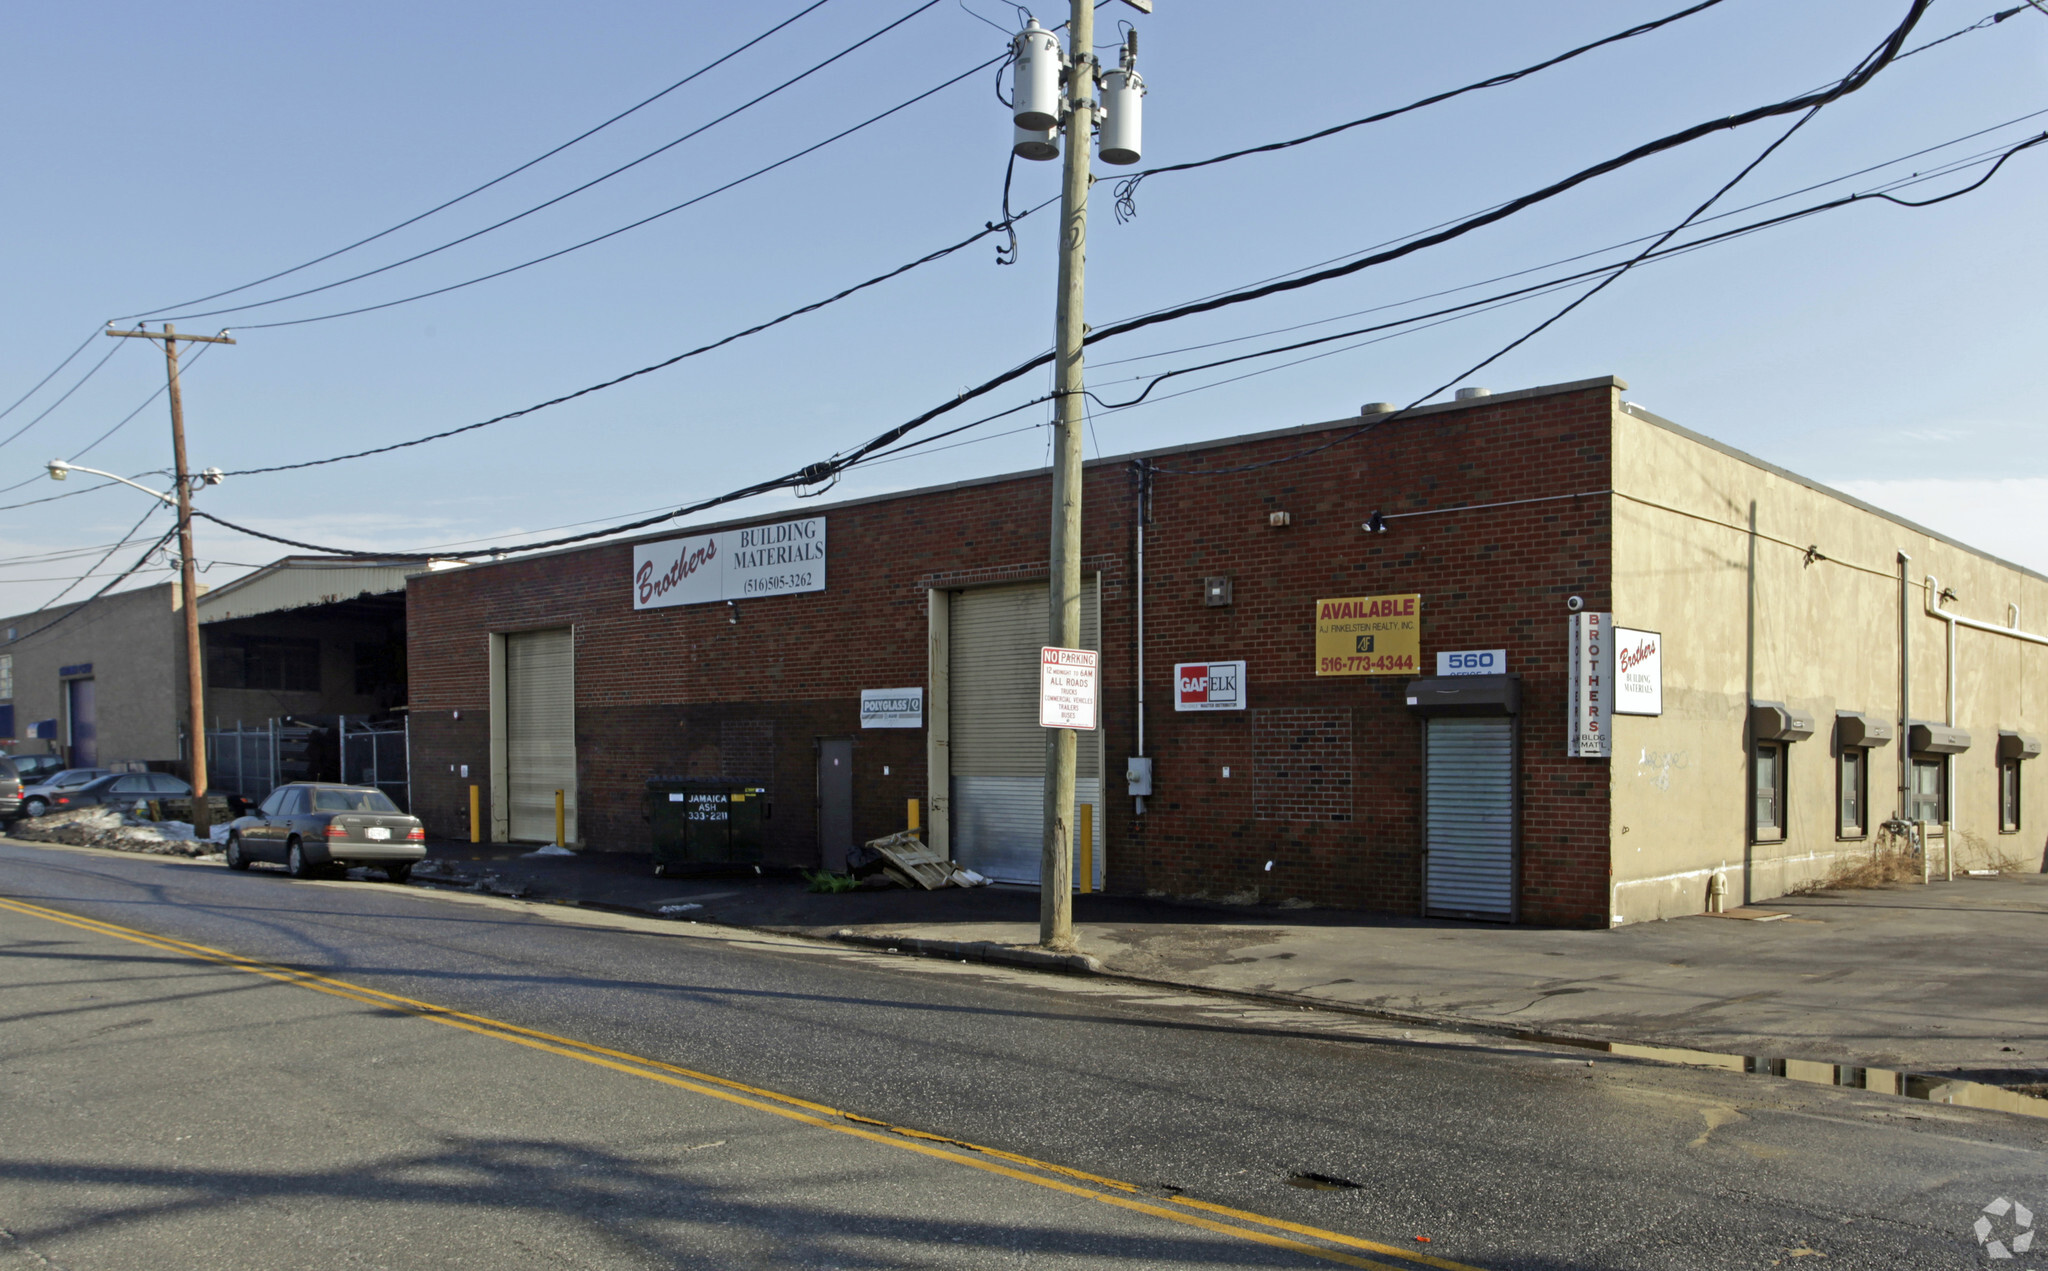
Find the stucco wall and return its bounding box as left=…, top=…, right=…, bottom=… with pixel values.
left=1609, top=408, right=2048, bottom=923
left=1, top=583, right=187, bottom=766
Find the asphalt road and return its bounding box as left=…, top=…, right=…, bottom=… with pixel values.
left=3, top=839, right=2045, bottom=1270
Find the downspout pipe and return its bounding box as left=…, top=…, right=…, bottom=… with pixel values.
left=1132, top=460, right=1150, bottom=817
left=1926, top=578, right=2048, bottom=647
left=1898, top=552, right=1910, bottom=823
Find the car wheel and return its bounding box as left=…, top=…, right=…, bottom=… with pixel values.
left=23, top=798, right=45, bottom=819
left=225, top=834, right=250, bottom=871
left=384, top=862, right=412, bottom=883
left=286, top=839, right=315, bottom=880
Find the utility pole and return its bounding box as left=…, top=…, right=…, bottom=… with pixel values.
left=104, top=322, right=234, bottom=839
left=1037, top=0, right=1096, bottom=950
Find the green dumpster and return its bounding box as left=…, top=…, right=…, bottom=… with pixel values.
left=648, top=779, right=769, bottom=876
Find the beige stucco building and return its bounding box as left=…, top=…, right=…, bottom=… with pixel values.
left=1608, top=403, right=2046, bottom=923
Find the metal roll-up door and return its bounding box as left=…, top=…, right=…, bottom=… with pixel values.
left=949, top=580, right=1101, bottom=886
left=1425, top=716, right=1514, bottom=919
left=505, top=628, right=576, bottom=843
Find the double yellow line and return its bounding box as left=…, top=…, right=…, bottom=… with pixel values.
left=0, top=893, right=1483, bottom=1271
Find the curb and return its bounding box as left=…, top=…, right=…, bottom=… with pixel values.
left=830, top=931, right=1103, bottom=975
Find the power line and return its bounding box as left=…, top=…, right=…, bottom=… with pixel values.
left=0, top=329, right=100, bottom=425
left=186, top=1, right=1996, bottom=560
left=5, top=524, right=179, bottom=647
left=179, top=122, right=2043, bottom=564
left=1111, top=1, right=2026, bottom=222
left=209, top=53, right=1009, bottom=333
left=0, top=339, right=126, bottom=457
left=222, top=194, right=1056, bottom=476
left=151, top=0, right=949, bottom=327
left=122, top=0, right=842, bottom=320
left=1094, top=105, right=2048, bottom=374
left=1111, top=0, right=1733, bottom=222
left=0, top=342, right=216, bottom=501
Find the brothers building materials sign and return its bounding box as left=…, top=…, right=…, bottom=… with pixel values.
left=1568, top=611, right=1613, bottom=757
left=632, top=517, right=826, bottom=609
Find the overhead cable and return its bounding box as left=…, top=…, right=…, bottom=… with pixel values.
left=1112, top=1, right=2023, bottom=221
left=122, top=0, right=842, bottom=319
left=151, top=0, right=949, bottom=326
left=0, top=339, right=126, bottom=456
left=192, top=2, right=1984, bottom=559
left=206, top=53, right=1007, bottom=332
left=223, top=195, right=1055, bottom=476
left=0, top=329, right=100, bottom=425
left=180, top=124, right=2044, bottom=563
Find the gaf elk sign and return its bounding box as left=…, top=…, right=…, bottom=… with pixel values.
left=1174, top=661, right=1245, bottom=711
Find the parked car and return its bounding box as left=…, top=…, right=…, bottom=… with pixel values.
left=59, top=771, right=193, bottom=812
left=7, top=754, right=67, bottom=784
left=0, top=757, right=19, bottom=821
left=224, top=783, right=425, bottom=881
left=18, top=767, right=113, bottom=818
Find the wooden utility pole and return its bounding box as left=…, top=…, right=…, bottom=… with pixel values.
left=1039, top=0, right=1096, bottom=950
left=104, top=323, right=234, bottom=839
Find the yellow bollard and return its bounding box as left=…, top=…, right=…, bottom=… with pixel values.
left=469, top=784, right=481, bottom=844
left=907, top=797, right=921, bottom=836
left=554, top=789, right=566, bottom=848
left=1078, top=802, right=1093, bottom=895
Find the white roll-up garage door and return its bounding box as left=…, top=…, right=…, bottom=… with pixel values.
left=949, top=580, right=1101, bottom=886
left=1425, top=716, right=1514, bottom=919
left=505, top=628, right=577, bottom=843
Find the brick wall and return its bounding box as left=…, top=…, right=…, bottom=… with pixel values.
left=407, top=379, right=1615, bottom=925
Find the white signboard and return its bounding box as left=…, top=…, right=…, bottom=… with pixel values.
left=1174, top=660, right=1245, bottom=711
left=1039, top=646, right=1099, bottom=731
left=1568, top=612, right=1612, bottom=758
left=1612, top=627, right=1662, bottom=716
left=860, top=687, right=924, bottom=729
left=632, top=517, right=826, bottom=609
left=1436, top=649, right=1507, bottom=677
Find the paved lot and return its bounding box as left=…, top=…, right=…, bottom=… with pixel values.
left=4, top=837, right=2047, bottom=1269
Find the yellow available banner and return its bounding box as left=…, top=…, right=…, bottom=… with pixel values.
left=1314, top=594, right=1421, bottom=675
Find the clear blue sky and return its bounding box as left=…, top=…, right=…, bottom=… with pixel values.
left=4, top=0, right=2045, bottom=617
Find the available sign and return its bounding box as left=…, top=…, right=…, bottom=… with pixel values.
left=859, top=687, right=924, bottom=729
left=1039, top=646, right=1099, bottom=730
left=1437, top=649, right=1506, bottom=677
left=1568, top=611, right=1613, bottom=758
left=632, top=517, right=826, bottom=610
left=1314, top=594, right=1421, bottom=676
left=1174, top=660, right=1245, bottom=711
left=1613, top=627, right=1662, bottom=716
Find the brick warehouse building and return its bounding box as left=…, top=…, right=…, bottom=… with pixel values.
left=405, top=375, right=2047, bottom=927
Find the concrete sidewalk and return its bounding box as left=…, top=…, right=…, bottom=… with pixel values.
left=410, top=842, right=2048, bottom=1088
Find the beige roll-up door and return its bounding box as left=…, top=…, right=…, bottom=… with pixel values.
left=505, top=628, right=576, bottom=843
left=948, top=579, right=1101, bottom=886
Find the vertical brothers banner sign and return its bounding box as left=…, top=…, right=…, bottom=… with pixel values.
left=1568, top=611, right=1612, bottom=757
left=632, top=517, right=826, bottom=609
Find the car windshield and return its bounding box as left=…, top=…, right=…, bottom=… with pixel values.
left=311, top=788, right=401, bottom=813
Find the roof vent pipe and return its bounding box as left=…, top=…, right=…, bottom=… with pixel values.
left=1360, top=402, right=1395, bottom=416
left=1454, top=387, right=1491, bottom=400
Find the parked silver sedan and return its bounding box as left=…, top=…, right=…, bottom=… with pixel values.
left=18, top=767, right=112, bottom=819
left=224, top=783, right=425, bottom=881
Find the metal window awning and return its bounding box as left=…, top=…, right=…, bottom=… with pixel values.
left=1404, top=674, right=1520, bottom=717
left=1908, top=721, right=1972, bottom=756
left=1998, top=730, right=2042, bottom=762
left=1750, top=701, right=1815, bottom=743
left=1834, top=710, right=1893, bottom=749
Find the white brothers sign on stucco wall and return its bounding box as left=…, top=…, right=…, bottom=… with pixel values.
left=1612, top=627, right=1662, bottom=716
left=632, top=517, right=826, bottom=609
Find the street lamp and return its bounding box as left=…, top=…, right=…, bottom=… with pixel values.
left=46, top=459, right=224, bottom=502
left=47, top=456, right=225, bottom=837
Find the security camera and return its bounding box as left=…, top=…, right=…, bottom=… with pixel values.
left=1566, top=595, right=1585, bottom=612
